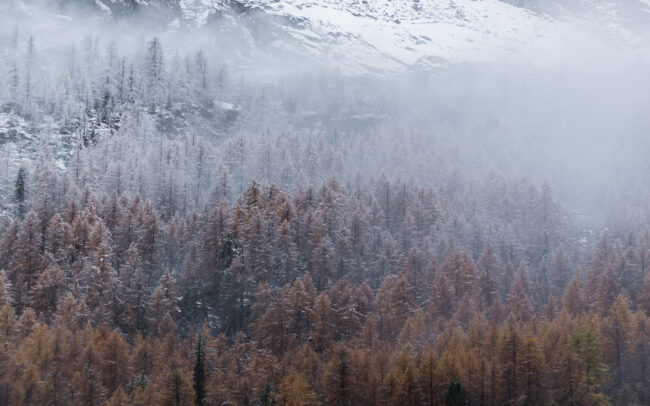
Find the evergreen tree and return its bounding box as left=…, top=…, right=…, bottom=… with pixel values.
left=193, top=331, right=206, bottom=406
left=14, top=166, right=26, bottom=220
left=259, top=383, right=277, bottom=406
left=445, top=381, right=466, bottom=406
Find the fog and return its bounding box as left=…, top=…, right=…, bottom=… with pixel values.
left=2, top=0, right=650, bottom=239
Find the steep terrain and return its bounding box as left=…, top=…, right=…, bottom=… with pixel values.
left=11, top=0, right=650, bottom=73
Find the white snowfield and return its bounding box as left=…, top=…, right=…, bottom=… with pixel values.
left=8, top=0, right=650, bottom=73
left=172, top=0, right=650, bottom=72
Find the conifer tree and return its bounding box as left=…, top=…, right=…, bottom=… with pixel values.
left=193, top=331, right=206, bottom=406
left=14, top=165, right=26, bottom=220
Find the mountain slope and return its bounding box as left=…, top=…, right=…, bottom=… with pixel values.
left=105, top=0, right=650, bottom=70
left=8, top=0, right=650, bottom=74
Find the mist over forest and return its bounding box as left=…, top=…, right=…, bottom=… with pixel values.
left=1, top=1, right=650, bottom=405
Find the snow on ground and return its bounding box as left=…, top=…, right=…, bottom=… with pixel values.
left=7, top=0, right=650, bottom=74
left=249, top=0, right=647, bottom=70
left=0, top=113, right=35, bottom=143
left=173, top=0, right=650, bottom=74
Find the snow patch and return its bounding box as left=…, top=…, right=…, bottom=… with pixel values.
left=95, top=0, right=112, bottom=14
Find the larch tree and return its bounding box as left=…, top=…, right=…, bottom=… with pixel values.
left=97, top=329, right=131, bottom=395
left=149, top=271, right=180, bottom=337
left=323, top=344, right=351, bottom=406
left=29, top=264, right=66, bottom=318
left=602, top=293, right=634, bottom=402
left=11, top=211, right=43, bottom=310
left=476, top=244, right=501, bottom=308
left=429, top=269, right=455, bottom=320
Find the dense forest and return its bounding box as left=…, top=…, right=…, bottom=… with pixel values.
left=1, top=171, right=650, bottom=405
left=1, top=8, right=650, bottom=405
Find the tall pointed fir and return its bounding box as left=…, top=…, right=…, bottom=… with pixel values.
left=14, top=165, right=26, bottom=220
left=193, top=331, right=207, bottom=406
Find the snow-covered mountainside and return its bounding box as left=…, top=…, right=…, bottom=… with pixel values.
left=7, top=0, right=650, bottom=74
left=75, top=0, right=650, bottom=72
